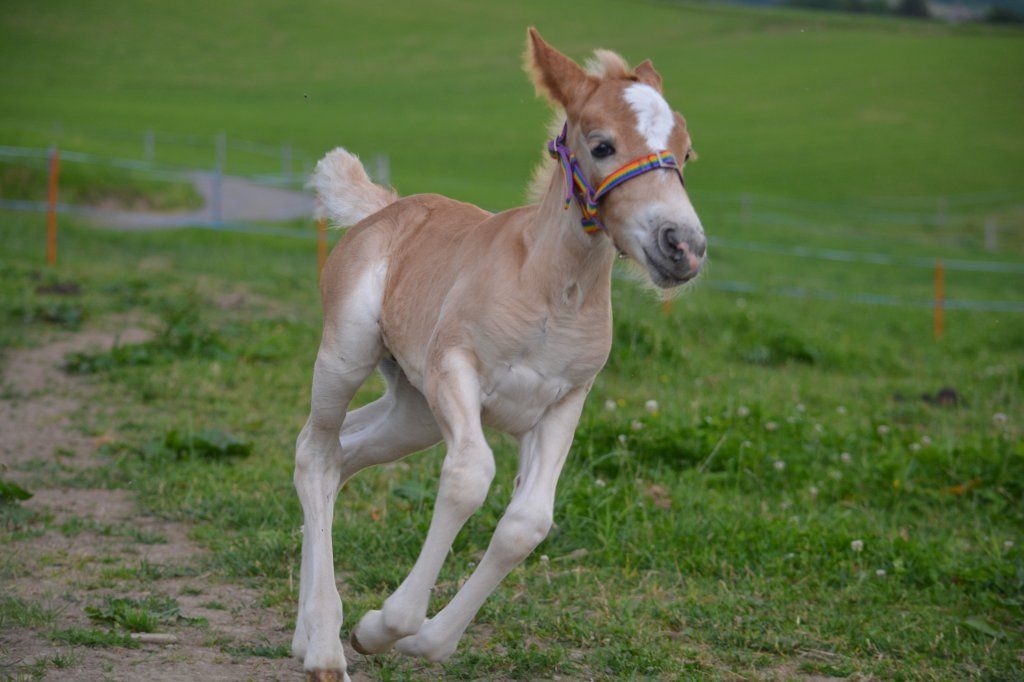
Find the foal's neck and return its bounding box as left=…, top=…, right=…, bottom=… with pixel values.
left=524, top=166, right=615, bottom=303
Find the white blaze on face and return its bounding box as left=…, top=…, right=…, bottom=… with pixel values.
left=623, top=83, right=674, bottom=150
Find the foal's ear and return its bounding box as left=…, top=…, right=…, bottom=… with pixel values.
left=634, top=59, right=663, bottom=93
left=526, top=27, right=593, bottom=109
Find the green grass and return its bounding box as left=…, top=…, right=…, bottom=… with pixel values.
left=1, top=0, right=1023, bottom=208
left=58, top=515, right=168, bottom=545
left=84, top=594, right=188, bottom=633
left=50, top=626, right=138, bottom=649
left=0, top=0, right=1022, bottom=679
left=0, top=596, right=55, bottom=629
left=0, top=210, right=1019, bottom=678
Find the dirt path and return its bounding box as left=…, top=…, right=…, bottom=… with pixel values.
left=0, top=325, right=362, bottom=680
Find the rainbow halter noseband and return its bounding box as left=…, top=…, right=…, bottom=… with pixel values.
left=547, top=123, right=684, bottom=235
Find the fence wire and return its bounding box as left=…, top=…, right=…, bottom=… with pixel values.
left=2, top=143, right=1022, bottom=314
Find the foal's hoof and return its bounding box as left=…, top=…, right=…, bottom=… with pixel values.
left=305, top=670, right=350, bottom=682
left=350, top=630, right=370, bottom=656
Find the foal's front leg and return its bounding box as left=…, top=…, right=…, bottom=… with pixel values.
left=351, top=349, right=496, bottom=654
left=394, top=386, right=587, bottom=662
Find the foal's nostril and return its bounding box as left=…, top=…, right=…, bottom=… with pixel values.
left=660, top=226, right=705, bottom=263
left=693, top=237, right=707, bottom=259
left=662, top=228, right=683, bottom=261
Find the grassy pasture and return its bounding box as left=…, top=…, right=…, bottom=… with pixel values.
left=1, top=0, right=1023, bottom=206
left=1, top=0, right=1023, bottom=679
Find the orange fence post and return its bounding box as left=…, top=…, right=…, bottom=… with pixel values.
left=661, top=290, right=673, bottom=316
left=46, top=147, right=60, bottom=265
left=317, top=218, right=328, bottom=280
left=933, top=259, right=945, bottom=340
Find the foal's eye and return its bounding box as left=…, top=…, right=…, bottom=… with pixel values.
left=590, top=142, right=615, bottom=159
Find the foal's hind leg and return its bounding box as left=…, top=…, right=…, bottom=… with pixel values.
left=293, top=262, right=387, bottom=679
left=292, top=357, right=442, bottom=667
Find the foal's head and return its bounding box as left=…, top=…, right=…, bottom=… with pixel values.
left=527, top=28, right=706, bottom=288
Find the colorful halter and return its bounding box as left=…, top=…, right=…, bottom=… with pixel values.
left=547, top=123, right=684, bottom=235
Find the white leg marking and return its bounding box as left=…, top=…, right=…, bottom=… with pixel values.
left=393, top=387, right=588, bottom=662
left=623, top=83, right=674, bottom=150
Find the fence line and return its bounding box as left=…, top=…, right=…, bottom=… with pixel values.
left=0, top=144, right=301, bottom=188
left=3, top=200, right=1020, bottom=313
left=703, top=279, right=1024, bottom=313
left=698, top=188, right=1023, bottom=211
left=3, top=122, right=315, bottom=167
left=3, top=143, right=1022, bottom=315
left=708, top=236, right=1024, bottom=274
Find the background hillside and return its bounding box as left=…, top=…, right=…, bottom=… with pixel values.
left=1, top=0, right=1022, bottom=207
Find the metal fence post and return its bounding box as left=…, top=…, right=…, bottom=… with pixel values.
left=144, top=130, right=155, bottom=164
left=211, top=132, right=226, bottom=225
left=373, top=153, right=390, bottom=187
left=984, top=217, right=998, bottom=252
left=282, top=143, right=292, bottom=180
left=935, top=198, right=948, bottom=227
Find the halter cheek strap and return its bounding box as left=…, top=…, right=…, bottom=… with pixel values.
left=547, top=123, right=684, bottom=235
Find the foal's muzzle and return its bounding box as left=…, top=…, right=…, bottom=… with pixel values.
left=645, top=223, right=706, bottom=286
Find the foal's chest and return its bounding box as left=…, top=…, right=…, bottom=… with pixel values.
left=477, top=312, right=610, bottom=434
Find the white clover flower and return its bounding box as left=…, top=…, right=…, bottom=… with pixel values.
left=851, top=539, right=864, bottom=552
left=993, top=412, right=1008, bottom=427
left=630, top=420, right=644, bottom=431
left=808, top=485, right=819, bottom=499
left=796, top=403, right=806, bottom=413
left=875, top=569, right=886, bottom=577
left=909, top=443, right=921, bottom=453
left=836, top=405, right=847, bottom=415
left=595, top=479, right=606, bottom=488
left=921, top=435, right=932, bottom=446
left=840, top=452, right=852, bottom=464
left=645, top=399, right=659, bottom=414
left=765, top=421, right=778, bottom=432
left=737, top=405, right=750, bottom=418
left=814, top=423, right=824, bottom=433
left=774, top=460, right=786, bottom=471
left=741, top=440, right=752, bottom=449
left=877, top=425, right=890, bottom=436
left=604, top=399, right=617, bottom=412
left=617, top=434, right=628, bottom=446
left=540, top=554, right=550, bottom=563
left=1005, top=540, right=1015, bottom=550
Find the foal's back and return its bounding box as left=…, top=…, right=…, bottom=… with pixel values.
left=323, top=192, right=541, bottom=389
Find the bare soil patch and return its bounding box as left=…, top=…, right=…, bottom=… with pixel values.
left=0, top=327, right=364, bottom=680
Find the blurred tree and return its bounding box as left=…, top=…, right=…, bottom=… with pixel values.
left=896, top=0, right=931, bottom=17
left=986, top=5, right=1024, bottom=22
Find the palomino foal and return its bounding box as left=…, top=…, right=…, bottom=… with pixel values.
left=292, top=28, right=706, bottom=680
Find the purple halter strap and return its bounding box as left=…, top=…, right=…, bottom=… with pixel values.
left=547, top=122, right=684, bottom=235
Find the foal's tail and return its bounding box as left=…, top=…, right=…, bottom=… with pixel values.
left=309, top=147, right=398, bottom=227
